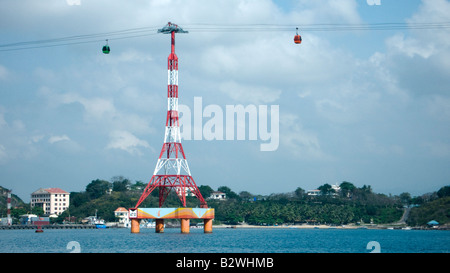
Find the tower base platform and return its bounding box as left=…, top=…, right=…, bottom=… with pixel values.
left=129, top=207, right=214, bottom=234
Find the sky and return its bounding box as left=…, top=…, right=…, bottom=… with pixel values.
left=1, top=0, right=449, bottom=202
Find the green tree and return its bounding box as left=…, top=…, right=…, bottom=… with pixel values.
left=294, top=187, right=305, bottom=199
left=218, top=186, right=239, bottom=199
left=70, top=192, right=90, bottom=207
left=198, top=185, right=214, bottom=199
left=399, top=192, right=412, bottom=205
left=340, top=181, right=355, bottom=198
left=11, top=207, right=27, bottom=220
left=112, top=176, right=131, bottom=192
left=131, top=181, right=147, bottom=191
left=239, top=191, right=254, bottom=200
left=361, top=185, right=372, bottom=193
left=86, top=179, right=111, bottom=199
left=31, top=206, right=44, bottom=216
left=437, top=185, right=450, bottom=198
left=318, top=183, right=335, bottom=196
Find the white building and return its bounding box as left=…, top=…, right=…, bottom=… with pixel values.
left=306, top=189, right=321, bottom=196
left=209, top=191, right=226, bottom=200
left=31, top=188, right=70, bottom=216
left=331, top=183, right=341, bottom=193
left=114, top=207, right=131, bottom=227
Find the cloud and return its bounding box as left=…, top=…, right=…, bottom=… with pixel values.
left=106, top=130, right=151, bottom=155
left=48, top=134, right=84, bottom=154
left=48, top=134, right=70, bottom=144
left=293, top=0, right=362, bottom=24
left=39, top=87, right=155, bottom=135
left=279, top=113, right=332, bottom=160
left=219, top=81, right=281, bottom=104
left=1, top=0, right=449, bottom=198
left=54, top=93, right=116, bottom=121
left=0, top=113, right=41, bottom=162
left=386, top=34, right=435, bottom=59
left=381, top=0, right=450, bottom=97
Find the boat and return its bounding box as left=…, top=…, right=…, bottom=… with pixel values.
left=94, top=220, right=107, bottom=229
left=141, top=220, right=156, bottom=228
left=89, top=210, right=107, bottom=229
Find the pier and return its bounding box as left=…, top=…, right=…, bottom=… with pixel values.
left=0, top=224, right=96, bottom=230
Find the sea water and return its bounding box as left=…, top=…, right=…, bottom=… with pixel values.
left=0, top=228, right=448, bottom=253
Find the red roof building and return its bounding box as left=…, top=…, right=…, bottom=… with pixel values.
left=31, top=188, right=70, bottom=216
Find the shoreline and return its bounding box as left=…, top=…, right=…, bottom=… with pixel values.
left=215, top=224, right=365, bottom=229
left=213, top=224, right=449, bottom=230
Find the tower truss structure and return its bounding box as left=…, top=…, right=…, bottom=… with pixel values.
left=134, top=23, right=207, bottom=209
left=7, top=190, right=12, bottom=225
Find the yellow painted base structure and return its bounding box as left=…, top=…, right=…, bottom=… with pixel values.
left=204, top=219, right=213, bottom=233
left=131, top=219, right=140, bottom=234
left=155, top=219, right=164, bottom=233
left=129, top=207, right=214, bottom=234
left=181, top=219, right=190, bottom=234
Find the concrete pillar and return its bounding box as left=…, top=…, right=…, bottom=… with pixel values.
left=204, top=219, right=213, bottom=233
left=131, top=219, right=140, bottom=233
left=155, top=219, right=164, bottom=233
left=181, top=219, right=190, bottom=234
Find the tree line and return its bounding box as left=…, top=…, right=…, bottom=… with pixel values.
left=1, top=180, right=449, bottom=226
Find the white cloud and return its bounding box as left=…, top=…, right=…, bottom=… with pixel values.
left=0, top=113, right=41, bottom=162
left=55, top=93, right=116, bottom=121
left=39, top=88, right=155, bottom=135
left=106, top=130, right=151, bottom=155
left=2, top=0, right=450, bottom=198
left=386, top=34, right=435, bottom=59
left=29, top=135, right=45, bottom=144
left=219, top=81, right=281, bottom=104
left=48, top=134, right=84, bottom=154
left=381, top=0, right=450, bottom=97
left=279, top=113, right=332, bottom=160
left=294, top=0, right=362, bottom=24
left=48, top=134, right=70, bottom=144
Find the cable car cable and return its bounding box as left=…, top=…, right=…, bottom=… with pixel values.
left=1, top=22, right=449, bottom=52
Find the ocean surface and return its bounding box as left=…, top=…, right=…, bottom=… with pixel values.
left=0, top=227, right=448, bottom=253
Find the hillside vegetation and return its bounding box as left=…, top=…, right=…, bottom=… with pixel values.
left=3, top=179, right=449, bottom=227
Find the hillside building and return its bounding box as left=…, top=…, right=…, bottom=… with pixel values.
left=31, top=188, right=70, bottom=216
left=209, top=191, right=226, bottom=200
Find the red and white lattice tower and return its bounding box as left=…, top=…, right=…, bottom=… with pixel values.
left=134, top=22, right=208, bottom=209
left=7, top=190, right=12, bottom=225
